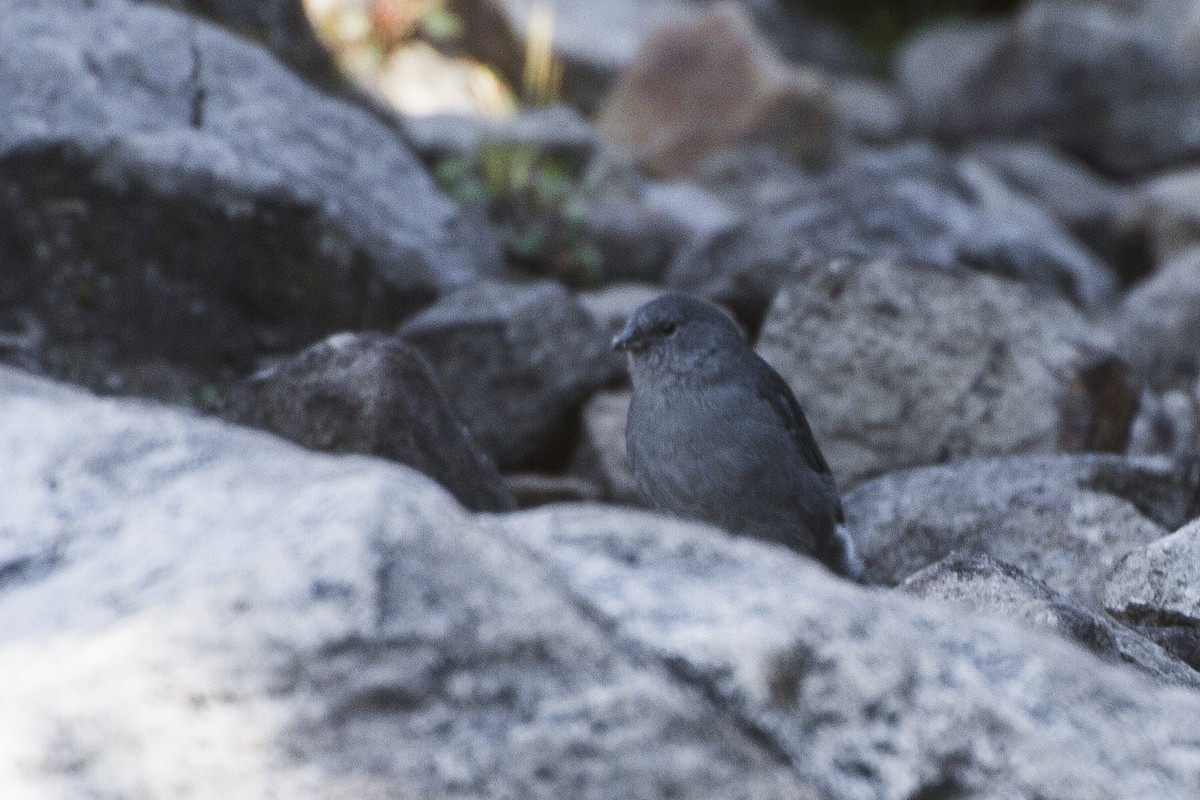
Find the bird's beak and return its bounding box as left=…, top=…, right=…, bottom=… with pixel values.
left=611, top=325, right=643, bottom=353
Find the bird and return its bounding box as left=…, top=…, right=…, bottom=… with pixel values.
left=612, top=292, right=861, bottom=579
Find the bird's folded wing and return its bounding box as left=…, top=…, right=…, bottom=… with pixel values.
left=753, top=359, right=845, bottom=523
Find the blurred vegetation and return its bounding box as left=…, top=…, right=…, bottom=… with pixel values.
left=436, top=142, right=602, bottom=286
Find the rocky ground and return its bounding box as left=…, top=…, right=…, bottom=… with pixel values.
left=3, top=0, right=1200, bottom=797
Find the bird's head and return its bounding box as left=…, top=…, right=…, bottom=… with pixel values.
left=612, top=293, right=747, bottom=386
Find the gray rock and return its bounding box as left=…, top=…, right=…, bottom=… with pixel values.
left=221, top=332, right=514, bottom=512
left=503, top=471, right=605, bottom=507
left=403, top=104, right=602, bottom=166
left=1105, top=517, right=1200, bottom=672
left=893, top=17, right=1009, bottom=130
left=966, top=139, right=1127, bottom=263
left=568, top=390, right=642, bottom=506
left=576, top=282, right=663, bottom=380
left=596, top=2, right=835, bottom=178
left=843, top=454, right=1199, bottom=608
left=1118, top=167, right=1200, bottom=269
left=755, top=258, right=1133, bottom=489
left=1117, top=250, right=1200, bottom=391
left=896, top=2, right=1200, bottom=177
left=490, top=503, right=1200, bottom=800
left=1106, top=517, right=1200, bottom=626
left=577, top=283, right=666, bottom=342
left=669, top=145, right=1117, bottom=324
left=0, top=365, right=810, bottom=800
left=832, top=76, right=907, bottom=145
left=1127, top=383, right=1200, bottom=456
left=902, top=553, right=1200, bottom=689
left=399, top=280, right=616, bottom=470
left=0, top=1, right=500, bottom=381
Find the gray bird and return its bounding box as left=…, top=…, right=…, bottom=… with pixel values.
left=613, top=293, right=861, bottom=579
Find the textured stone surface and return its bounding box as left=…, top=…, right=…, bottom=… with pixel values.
left=842, top=454, right=1196, bottom=608
left=755, top=258, right=1128, bottom=489
left=1118, top=250, right=1200, bottom=392
left=902, top=553, right=1200, bottom=689
left=568, top=389, right=642, bottom=506
left=222, top=332, right=514, bottom=512
left=398, top=280, right=616, bottom=470
left=0, top=366, right=808, bottom=800
left=490, top=503, right=1200, bottom=800
left=597, top=2, right=834, bottom=178
left=0, top=1, right=500, bottom=384
left=669, top=145, right=1116, bottom=324
left=896, top=2, right=1200, bottom=177
left=1106, top=517, right=1200, bottom=626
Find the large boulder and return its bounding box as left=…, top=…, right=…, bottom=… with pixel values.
left=0, top=1, right=500, bottom=390
left=6, top=366, right=1200, bottom=797
left=221, top=332, right=514, bottom=512
left=0, top=366, right=806, bottom=799
left=398, top=280, right=616, bottom=470
left=489, top=503, right=1200, bottom=799
left=902, top=553, right=1200, bottom=689
left=669, top=144, right=1117, bottom=324
left=843, top=454, right=1200, bottom=608
left=895, top=2, right=1200, bottom=177
left=596, top=2, right=835, bottom=178
left=755, top=258, right=1134, bottom=489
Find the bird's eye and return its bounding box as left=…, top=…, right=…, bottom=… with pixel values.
left=662, top=322, right=678, bottom=336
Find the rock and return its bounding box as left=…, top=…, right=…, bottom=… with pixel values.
left=966, top=139, right=1127, bottom=267
left=568, top=390, right=642, bottom=506
left=1135, top=624, right=1200, bottom=673
left=896, top=2, right=1200, bottom=177
left=577, top=283, right=665, bottom=343
left=1106, top=517, right=1200, bottom=627
left=832, top=76, right=907, bottom=145
left=488, top=503, right=1200, bottom=799
left=902, top=553, right=1200, bottom=689
left=404, top=104, right=601, bottom=167
left=221, top=332, right=514, bottom=512
left=140, top=0, right=366, bottom=111
left=448, top=0, right=694, bottom=113
left=0, top=366, right=806, bottom=799
left=1119, top=167, right=1200, bottom=273
left=1117, top=250, right=1200, bottom=391
left=755, top=258, right=1131, bottom=489
left=0, top=1, right=500, bottom=390
left=639, top=179, right=741, bottom=242
left=503, top=472, right=604, bottom=507
left=1127, top=383, right=1200, bottom=456
left=893, top=17, right=1009, bottom=131
left=741, top=0, right=869, bottom=74
left=669, top=144, right=1117, bottom=325
left=398, top=280, right=616, bottom=471
left=597, top=2, right=835, bottom=179
left=1105, top=517, right=1200, bottom=672
left=843, top=454, right=1200, bottom=608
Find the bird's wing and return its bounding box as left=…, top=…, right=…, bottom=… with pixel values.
left=753, top=358, right=845, bottom=523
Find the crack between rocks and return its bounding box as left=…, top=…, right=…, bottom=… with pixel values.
left=188, top=26, right=206, bottom=130
left=492, top=525, right=806, bottom=779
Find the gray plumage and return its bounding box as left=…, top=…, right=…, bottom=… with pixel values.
left=613, top=293, right=861, bottom=579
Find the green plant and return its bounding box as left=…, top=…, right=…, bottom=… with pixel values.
left=435, top=141, right=603, bottom=286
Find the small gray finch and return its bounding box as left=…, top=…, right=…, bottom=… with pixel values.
left=613, top=293, right=861, bottom=579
